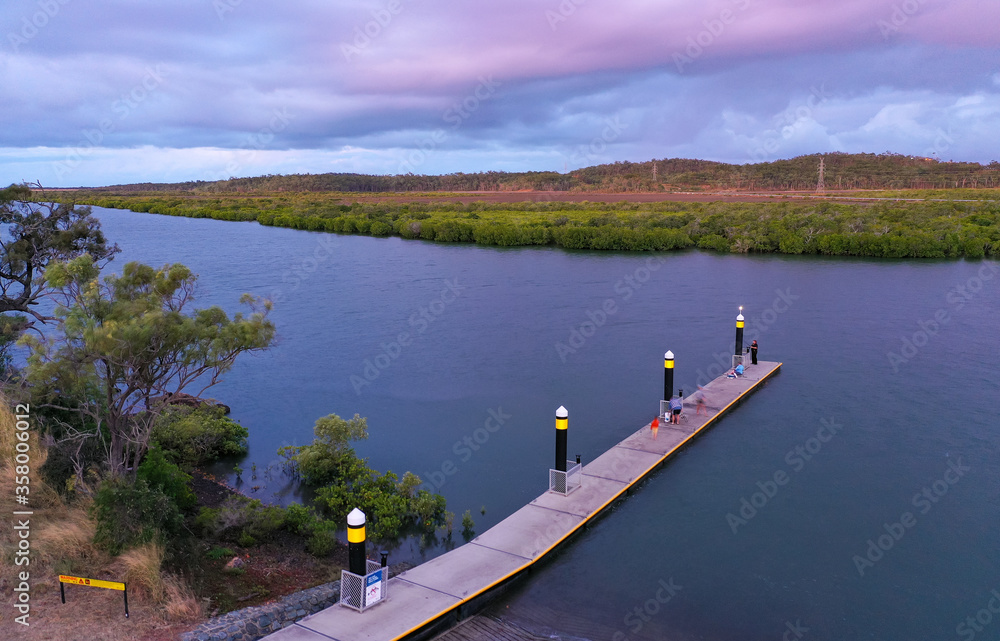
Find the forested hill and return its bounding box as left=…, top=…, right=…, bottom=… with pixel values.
left=89, top=152, right=999, bottom=194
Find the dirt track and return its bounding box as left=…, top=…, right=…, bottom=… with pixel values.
left=339, top=190, right=915, bottom=205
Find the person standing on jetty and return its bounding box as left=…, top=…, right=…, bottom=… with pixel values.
left=668, top=394, right=683, bottom=424
left=750, top=340, right=758, bottom=365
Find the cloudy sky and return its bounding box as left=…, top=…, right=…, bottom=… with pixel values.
left=1, top=0, right=998, bottom=187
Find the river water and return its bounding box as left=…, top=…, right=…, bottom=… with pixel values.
left=90, top=206, right=998, bottom=641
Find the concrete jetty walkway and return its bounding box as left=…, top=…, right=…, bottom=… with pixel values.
left=266, top=361, right=782, bottom=641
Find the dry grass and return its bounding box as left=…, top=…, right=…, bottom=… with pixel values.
left=120, top=542, right=165, bottom=602
left=34, top=508, right=104, bottom=573
left=163, top=574, right=203, bottom=622
left=1, top=395, right=205, bottom=638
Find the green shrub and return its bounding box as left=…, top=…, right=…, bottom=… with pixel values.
left=306, top=524, right=338, bottom=557
left=697, top=234, right=731, bottom=252
left=206, top=546, right=234, bottom=560
left=369, top=221, right=392, bottom=236
left=284, top=415, right=448, bottom=542
left=283, top=502, right=320, bottom=535
left=92, top=478, right=183, bottom=555
left=194, top=495, right=286, bottom=544
left=411, top=489, right=447, bottom=529
left=278, top=414, right=368, bottom=485
left=249, top=505, right=287, bottom=541
left=461, top=510, right=475, bottom=537
left=434, top=221, right=476, bottom=242
left=137, top=446, right=196, bottom=511
left=195, top=507, right=217, bottom=534
left=152, top=405, right=248, bottom=467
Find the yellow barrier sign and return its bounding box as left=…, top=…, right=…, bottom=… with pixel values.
left=59, top=575, right=125, bottom=591
left=59, top=575, right=128, bottom=617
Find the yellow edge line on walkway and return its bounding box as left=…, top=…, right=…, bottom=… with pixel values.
left=390, top=362, right=782, bottom=640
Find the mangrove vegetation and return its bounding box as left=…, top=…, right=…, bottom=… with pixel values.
left=68, top=191, right=1000, bottom=259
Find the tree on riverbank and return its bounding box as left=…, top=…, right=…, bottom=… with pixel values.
left=22, top=256, right=275, bottom=478
left=0, top=183, right=118, bottom=326
left=0, top=183, right=119, bottom=368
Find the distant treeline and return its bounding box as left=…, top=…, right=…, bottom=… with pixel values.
left=82, top=153, right=1000, bottom=194
left=66, top=192, right=1000, bottom=259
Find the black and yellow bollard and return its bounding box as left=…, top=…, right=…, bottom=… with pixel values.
left=555, top=406, right=568, bottom=472
left=663, top=350, right=674, bottom=404
left=735, top=307, right=745, bottom=357
left=347, top=508, right=366, bottom=576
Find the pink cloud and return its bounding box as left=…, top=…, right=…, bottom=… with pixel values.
left=338, top=0, right=997, bottom=91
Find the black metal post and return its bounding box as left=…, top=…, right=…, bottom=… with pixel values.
left=347, top=508, right=366, bottom=576
left=664, top=351, right=674, bottom=402
left=735, top=308, right=744, bottom=356
left=555, top=406, right=568, bottom=472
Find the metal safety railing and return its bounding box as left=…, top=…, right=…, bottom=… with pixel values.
left=549, top=461, right=582, bottom=495
left=339, top=560, right=388, bottom=612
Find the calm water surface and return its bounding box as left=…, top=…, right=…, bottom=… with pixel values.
left=91, top=207, right=998, bottom=641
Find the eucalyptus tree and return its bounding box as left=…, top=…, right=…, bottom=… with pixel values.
left=0, top=183, right=118, bottom=325
left=23, top=256, right=275, bottom=478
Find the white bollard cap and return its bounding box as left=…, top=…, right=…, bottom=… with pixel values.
left=556, top=406, right=568, bottom=418
left=347, top=508, right=366, bottom=527
left=737, top=313, right=744, bottom=321
left=665, top=350, right=674, bottom=360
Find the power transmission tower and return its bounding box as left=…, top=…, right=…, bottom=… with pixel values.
left=816, top=156, right=826, bottom=192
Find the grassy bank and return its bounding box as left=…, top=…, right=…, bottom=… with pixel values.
left=66, top=192, right=1000, bottom=258
left=0, top=395, right=359, bottom=639
left=0, top=397, right=202, bottom=639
